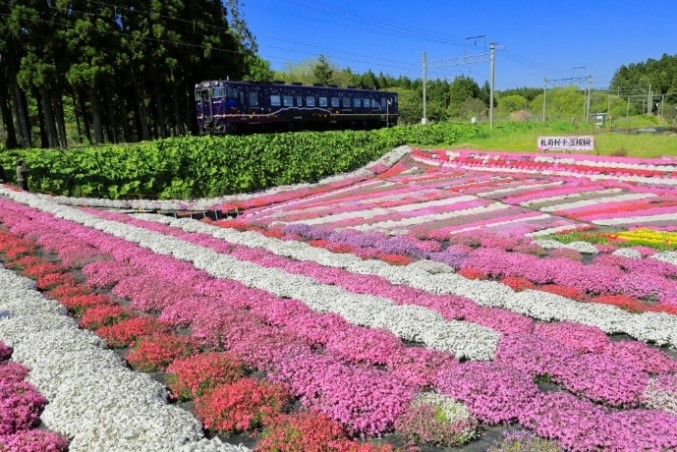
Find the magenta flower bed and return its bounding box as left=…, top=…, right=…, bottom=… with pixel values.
left=1, top=148, right=676, bottom=451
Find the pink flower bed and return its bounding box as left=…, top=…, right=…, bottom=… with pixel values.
left=1, top=146, right=676, bottom=451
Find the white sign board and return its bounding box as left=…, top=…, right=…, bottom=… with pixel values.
left=537, top=136, right=594, bottom=152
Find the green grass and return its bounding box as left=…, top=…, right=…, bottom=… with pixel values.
left=429, top=119, right=677, bottom=159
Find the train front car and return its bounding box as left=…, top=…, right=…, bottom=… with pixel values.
left=195, top=80, right=398, bottom=134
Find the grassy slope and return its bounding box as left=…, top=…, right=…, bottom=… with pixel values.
left=427, top=118, right=677, bottom=159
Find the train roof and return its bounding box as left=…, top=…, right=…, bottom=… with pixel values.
left=195, top=80, right=397, bottom=95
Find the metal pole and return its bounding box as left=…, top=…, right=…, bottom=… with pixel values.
left=542, top=78, right=547, bottom=122
left=422, top=51, right=428, bottom=125
left=489, top=42, right=495, bottom=129
left=586, top=76, right=592, bottom=122
left=647, top=83, right=652, bottom=115
left=626, top=96, right=630, bottom=118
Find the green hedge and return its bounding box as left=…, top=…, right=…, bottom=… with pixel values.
left=0, top=123, right=477, bottom=200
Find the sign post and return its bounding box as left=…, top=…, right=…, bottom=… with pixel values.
left=537, top=136, right=595, bottom=153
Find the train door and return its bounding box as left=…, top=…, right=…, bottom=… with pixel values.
left=196, top=88, right=212, bottom=119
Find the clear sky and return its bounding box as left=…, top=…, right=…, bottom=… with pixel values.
left=240, top=0, right=677, bottom=90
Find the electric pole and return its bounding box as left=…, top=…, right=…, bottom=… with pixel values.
left=489, top=42, right=495, bottom=129
left=422, top=51, right=428, bottom=125
left=647, top=83, right=652, bottom=115
left=542, top=78, right=547, bottom=122
left=427, top=38, right=498, bottom=126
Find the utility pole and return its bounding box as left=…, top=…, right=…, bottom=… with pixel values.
left=489, top=42, right=495, bottom=129
left=542, top=78, right=547, bottom=122
left=626, top=96, right=630, bottom=118
left=422, top=51, right=428, bottom=125
left=585, top=75, right=592, bottom=122
left=647, top=83, right=652, bottom=115
left=427, top=39, right=498, bottom=125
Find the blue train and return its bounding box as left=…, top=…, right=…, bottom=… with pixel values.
left=195, top=80, right=398, bottom=134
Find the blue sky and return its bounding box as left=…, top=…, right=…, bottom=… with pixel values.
left=240, top=0, right=677, bottom=90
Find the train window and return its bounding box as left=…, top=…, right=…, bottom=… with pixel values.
left=319, top=97, right=328, bottom=107
left=354, top=98, right=362, bottom=108
left=381, top=98, right=386, bottom=108
left=248, top=92, right=259, bottom=107
left=363, top=99, right=370, bottom=108
left=197, top=90, right=209, bottom=101
left=270, top=95, right=281, bottom=107
left=331, top=97, right=339, bottom=107
left=342, top=98, right=351, bottom=108
left=211, top=87, right=222, bottom=98
left=306, top=96, right=316, bottom=107
left=283, top=95, right=293, bottom=107
left=296, top=96, right=302, bottom=106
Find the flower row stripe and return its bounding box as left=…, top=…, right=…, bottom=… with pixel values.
left=411, top=155, right=677, bottom=186
left=0, top=188, right=500, bottom=360
left=478, top=181, right=565, bottom=197
left=538, top=193, right=659, bottom=212
left=128, top=212, right=677, bottom=349
left=0, top=267, right=248, bottom=452
left=593, top=213, right=677, bottom=226
left=446, top=213, right=552, bottom=235
left=272, top=195, right=479, bottom=226
left=352, top=203, right=511, bottom=232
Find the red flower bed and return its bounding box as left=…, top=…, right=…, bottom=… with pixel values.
left=5, top=255, right=47, bottom=271
left=309, top=239, right=330, bottom=248
left=257, top=412, right=395, bottom=452
left=20, top=262, right=63, bottom=280
left=457, top=268, right=488, bottom=280
left=59, top=293, right=113, bottom=316
left=2, top=245, right=36, bottom=261
left=166, top=352, right=244, bottom=400
left=96, top=317, right=172, bottom=348
left=195, top=378, right=289, bottom=434
left=126, top=333, right=196, bottom=372
left=501, top=277, right=535, bottom=292
left=540, top=284, right=587, bottom=302
left=79, top=305, right=132, bottom=330
left=45, top=284, right=93, bottom=300
left=36, top=272, right=77, bottom=291
left=593, top=294, right=647, bottom=313
left=213, top=220, right=248, bottom=231
left=262, top=229, right=285, bottom=239
left=377, top=254, right=412, bottom=266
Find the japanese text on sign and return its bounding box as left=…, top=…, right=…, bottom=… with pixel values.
left=537, top=136, right=594, bottom=152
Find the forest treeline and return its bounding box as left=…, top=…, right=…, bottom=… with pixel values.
left=1, top=0, right=675, bottom=150
left=0, top=0, right=257, bottom=149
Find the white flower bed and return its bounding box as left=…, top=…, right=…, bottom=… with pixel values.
left=0, top=267, right=248, bottom=452
left=526, top=224, right=586, bottom=237
left=538, top=193, right=657, bottom=212
left=592, top=213, right=677, bottom=226
left=533, top=155, right=677, bottom=172
left=410, top=156, right=677, bottom=186
left=353, top=203, right=510, bottom=232
left=652, top=251, right=677, bottom=266
left=533, top=239, right=599, bottom=254
left=478, top=181, right=564, bottom=198
left=0, top=188, right=499, bottom=361
left=519, top=188, right=623, bottom=207
left=274, top=195, right=477, bottom=226
left=130, top=213, right=677, bottom=349
left=449, top=213, right=551, bottom=235
left=612, top=248, right=643, bottom=260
